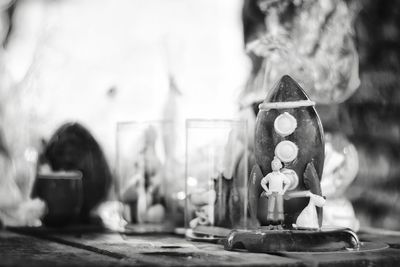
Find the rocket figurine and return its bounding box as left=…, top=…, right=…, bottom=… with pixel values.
left=249, top=75, right=325, bottom=228
left=225, top=75, right=360, bottom=252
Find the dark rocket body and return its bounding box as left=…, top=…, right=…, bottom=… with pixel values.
left=249, top=75, right=325, bottom=227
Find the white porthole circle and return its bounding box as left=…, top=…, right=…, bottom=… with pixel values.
left=274, top=112, right=297, bottom=137
left=275, top=140, right=298, bottom=163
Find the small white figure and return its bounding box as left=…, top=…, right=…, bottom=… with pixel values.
left=261, top=156, right=291, bottom=224
left=189, top=204, right=213, bottom=229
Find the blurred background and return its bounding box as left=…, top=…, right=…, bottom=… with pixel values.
left=0, top=0, right=399, bottom=231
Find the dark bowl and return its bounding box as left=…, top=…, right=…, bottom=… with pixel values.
left=32, top=171, right=83, bottom=226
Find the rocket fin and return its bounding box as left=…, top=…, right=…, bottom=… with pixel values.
left=304, top=161, right=323, bottom=227
left=248, top=164, right=263, bottom=226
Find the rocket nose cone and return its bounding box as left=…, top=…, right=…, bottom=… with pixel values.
left=280, top=75, right=297, bottom=84
left=266, top=75, right=309, bottom=103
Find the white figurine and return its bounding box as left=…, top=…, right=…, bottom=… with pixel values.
left=261, top=156, right=291, bottom=224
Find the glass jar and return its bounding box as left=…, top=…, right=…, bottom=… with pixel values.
left=185, top=119, right=248, bottom=240
left=116, top=121, right=182, bottom=232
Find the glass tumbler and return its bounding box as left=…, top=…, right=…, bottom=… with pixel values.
left=185, top=119, right=248, bottom=240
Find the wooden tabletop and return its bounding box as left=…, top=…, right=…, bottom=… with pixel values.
left=1, top=226, right=400, bottom=266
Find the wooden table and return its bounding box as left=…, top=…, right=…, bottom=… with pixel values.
left=1, top=226, right=400, bottom=266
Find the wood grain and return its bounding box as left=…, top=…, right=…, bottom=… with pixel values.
left=8, top=227, right=301, bottom=266
left=0, top=231, right=125, bottom=267
left=6, top=227, right=400, bottom=266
